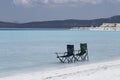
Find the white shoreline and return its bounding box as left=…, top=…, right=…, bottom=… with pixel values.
left=1, top=59, right=120, bottom=80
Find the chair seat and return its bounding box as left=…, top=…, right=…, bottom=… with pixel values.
left=76, top=51, right=86, bottom=56
left=75, top=43, right=89, bottom=61
left=56, top=44, right=75, bottom=63
left=60, top=54, right=74, bottom=57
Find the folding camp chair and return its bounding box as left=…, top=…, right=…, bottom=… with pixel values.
left=56, top=45, right=75, bottom=63
left=75, top=43, right=89, bottom=61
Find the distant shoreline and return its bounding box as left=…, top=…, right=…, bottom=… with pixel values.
left=0, top=15, right=120, bottom=30
left=0, top=28, right=68, bottom=30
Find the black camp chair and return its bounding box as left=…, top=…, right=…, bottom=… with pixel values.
left=56, top=45, right=75, bottom=63
left=75, top=43, right=89, bottom=61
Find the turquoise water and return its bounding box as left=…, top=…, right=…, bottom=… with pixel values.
left=0, top=30, right=120, bottom=76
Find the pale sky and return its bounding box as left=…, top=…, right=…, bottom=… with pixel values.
left=0, top=0, right=120, bottom=22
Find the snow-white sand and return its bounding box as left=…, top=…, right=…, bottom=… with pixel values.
left=1, top=60, right=120, bottom=80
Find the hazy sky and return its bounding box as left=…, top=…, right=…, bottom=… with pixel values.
left=0, top=0, right=120, bottom=22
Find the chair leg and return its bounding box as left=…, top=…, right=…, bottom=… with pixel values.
left=66, top=57, right=73, bottom=63
left=71, top=55, right=77, bottom=62
left=86, top=54, right=89, bottom=61
left=75, top=56, right=81, bottom=61
left=81, top=53, right=89, bottom=61
left=75, top=52, right=89, bottom=61
left=56, top=53, right=79, bottom=63
left=56, top=53, right=65, bottom=63
left=57, top=56, right=70, bottom=63
left=64, top=56, right=75, bottom=63
left=57, top=56, right=65, bottom=63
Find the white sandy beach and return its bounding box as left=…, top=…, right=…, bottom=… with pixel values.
left=1, top=59, right=120, bottom=80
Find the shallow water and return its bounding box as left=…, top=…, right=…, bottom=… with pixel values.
left=0, top=30, right=120, bottom=77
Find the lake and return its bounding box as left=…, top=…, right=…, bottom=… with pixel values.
left=0, top=30, right=120, bottom=77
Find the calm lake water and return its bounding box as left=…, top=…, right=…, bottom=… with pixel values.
left=0, top=30, right=120, bottom=76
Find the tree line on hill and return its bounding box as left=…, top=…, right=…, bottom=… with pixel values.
left=0, top=15, right=120, bottom=29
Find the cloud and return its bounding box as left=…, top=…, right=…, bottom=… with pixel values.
left=42, top=0, right=102, bottom=5
left=13, top=0, right=38, bottom=6
left=13, top=0, right=103, bottom=6
left=115, top=0, right=120, bottom=2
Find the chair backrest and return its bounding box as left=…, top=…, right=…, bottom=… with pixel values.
left=67, top=45, right=74, bottom=55
left=80, top=43, right=87, bottom=53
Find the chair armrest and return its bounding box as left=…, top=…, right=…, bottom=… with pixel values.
left=55, top=52, right=67, bottom=56
left=64, top=52, right=67, bottom=54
